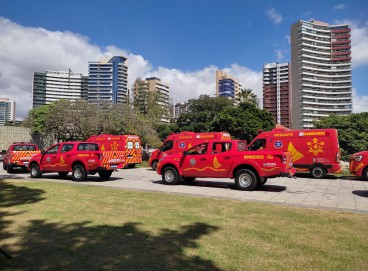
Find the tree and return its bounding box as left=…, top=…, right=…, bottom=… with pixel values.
left=210, top=102, right=274, bottom=142
left=235, top=88, right=259, bottom=107
left=314, top=113, right=368, bottom=160
left=176, top=95, right=233, bottom=132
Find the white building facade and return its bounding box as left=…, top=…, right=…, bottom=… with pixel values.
left=291, top=20, right=352, bottom=129
left=32, top=70, right=88, bottom=108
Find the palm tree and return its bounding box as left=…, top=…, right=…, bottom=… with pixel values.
left=235, top=88, right=259, bottom=106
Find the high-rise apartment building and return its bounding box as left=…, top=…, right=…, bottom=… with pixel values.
left=0, top=98, right=15, bottom=125
left=133, top=77, right=170, bottom=123
left=32, top=70, right=88, bottom=108
left=172, top=102, right=189, bottom=120
left=263, top=62, right=291, bottom=128
left=88, top=56, right=128, bottom=104
left=216, top=70, right=241, bottom=101
left=291, top=20, right=352, bottom=129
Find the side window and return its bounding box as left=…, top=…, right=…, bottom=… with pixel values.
left=161, top=140, right=173, bottom=152
left=46, top=145, right=60, bottom=154
left=237, top=141, right=247, bottom=151
left=78, top=143, right=99, bottom=151
left=61, top=144, right=74, bottom=153
left=211, top=142, right=232, bottom=153
left=13, top=146, right=22, bottom=151
left=188, top=143, right=208, bottom=155
left=249, top=139, right=266, bottom=151
left=135, top=142, right=140, bottom=149
left=28, top=145, right=36, bottom=151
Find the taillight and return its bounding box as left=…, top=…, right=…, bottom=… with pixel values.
left=97, top=153, right=103, bottom=161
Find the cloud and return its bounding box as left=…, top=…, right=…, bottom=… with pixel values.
left=0, top=17, right=263, bottom=120
left=333, top=3, right=345, bottom=10
left=285, top=35, right=291, bottom=45
left=352, top=88, right=368, bottom=113
left=266, top=8, right=283, bottom=25
left=349, top=21, right=368, bottom=68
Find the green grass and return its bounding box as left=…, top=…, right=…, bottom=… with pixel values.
left=1, top=179, right=368, bottom=271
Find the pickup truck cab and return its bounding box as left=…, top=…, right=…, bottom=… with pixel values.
left=157, top=139, right=295, bottom=191
left=349, top=151, right=368, bottom=180
left=3, top=142, right=40, bottom=173
left=28, top=142, right=117, bottom=181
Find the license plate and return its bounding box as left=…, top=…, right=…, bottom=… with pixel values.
left=110, top=165, right=117, bottom=169
left=24, top=162, right=29, bottom=166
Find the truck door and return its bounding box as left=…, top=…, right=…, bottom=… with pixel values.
left=181, top=143, right=210, bottom=178
left=59, top=143, right=75, bottom=171
left=42, top=144, right=61, bottom=172
left=207, top=141, right=234, bottom=177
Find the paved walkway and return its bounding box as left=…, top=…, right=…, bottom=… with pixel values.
left=2, top=167, right=368, bottom=214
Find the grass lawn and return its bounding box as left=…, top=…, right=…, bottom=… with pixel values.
left=1, top=179, right=367, bottom=271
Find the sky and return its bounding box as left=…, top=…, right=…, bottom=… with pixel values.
left=0, top=0, right=368, bottom=120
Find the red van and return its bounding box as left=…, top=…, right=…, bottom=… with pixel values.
left=349, top=151, right=368, bottom=180
left=149, top=131, right=231, bottom=170
left=248, top=128, right=341, bottom=178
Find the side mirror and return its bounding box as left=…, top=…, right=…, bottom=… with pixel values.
left=1, top=150, right=6, bottom=154
left=183, top=151, right=188, bottom=156
left=41, top=150, right=45, bottom=154
left=158, top=147, right=162, bottom=152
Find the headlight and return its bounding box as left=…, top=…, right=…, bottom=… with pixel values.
left=354, top=155, right=363, bottom=162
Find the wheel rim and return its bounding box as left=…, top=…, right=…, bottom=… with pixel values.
left=239, top=174, right=252, bottom=187
left=313, top=167, right=323, bottom=178
left=153, top=162, right=157, bottom=171
left=165, top=170, right=175, bottom=183
left=31, top=166, right=38, bottom=176
left=74, top=168, right=82, bottom=179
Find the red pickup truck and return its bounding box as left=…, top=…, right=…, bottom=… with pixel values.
left=349, top=151, right=368, bottom=180
left=28, top=141, right=120, bottom=181
left=157, top=139, right=295, bottom=191
left=3, top=142, right=41, bottom=173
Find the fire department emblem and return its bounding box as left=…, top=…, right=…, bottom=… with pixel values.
left=307, top=138, right=324, bottom=156
left=111, top=141, right=119, bottom=151
left=274, top=141, right=282, bottom=148
left=179, top=142, right=185, bottom=148
left=189, top=158, right=196, bottom=165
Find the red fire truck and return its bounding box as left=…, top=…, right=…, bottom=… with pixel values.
left=149, top=131, right=231, bottom=170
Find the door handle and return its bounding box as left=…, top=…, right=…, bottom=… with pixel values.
left=224, top=157, right=231, bottom=160
left=200, top=158, right=206, bottom=161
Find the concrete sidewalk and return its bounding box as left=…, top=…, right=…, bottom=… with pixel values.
left=2, top=167, right=368, bottom=214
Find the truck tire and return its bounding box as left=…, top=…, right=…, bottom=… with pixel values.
left=182, top=177, right=196, bottom=182
left=363, top=167, right=368, bottom=180
left=6, top=164, right=13, bottom=173
left=162, top=166, right=180, bottom=185
left=72, top=164, right=86, bottom=182
left=310, top=166, right=326, bottom=179
left=258, top=177, right=268, bottom=187
left=3, top=162, right=6, bottom=170
left=98, top=170, right=113, bottom=180
left=58, top=172, right=68, bottom=178
left=152, top=160, right=158, bottom=171
left=30, top=163, right=42, bottom=178
left=235, top=169, right=258, bottom=191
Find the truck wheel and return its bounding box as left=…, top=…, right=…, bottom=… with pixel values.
left=6, top=164, right=13, bottom=173
left=72, top=164, right=86, bottom=182
left=98, top=170, right=113, bottom=180
left=30, top=163, right=42, bottom=178
left=182, top=177, right=196, bottom=182
left=162, top=166, right=180, bottom=185
left=258, top=177, right=268, bottom=187
left=235, top=169, right=257, bottom=191
left=363, top=168, right=368, bottom=180
left=310, top=166, right=326, bottom=179
left=152, top=160, right=158, bottom=171
left=58, top=172, right=68, bottom=178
